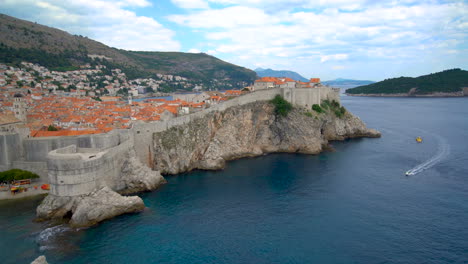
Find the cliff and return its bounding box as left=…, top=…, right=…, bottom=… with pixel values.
left=152, top=101, right=380, bottom=175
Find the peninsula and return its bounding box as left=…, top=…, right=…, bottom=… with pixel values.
left=346, top=69, right=468, bottom=97
left=0, top=15, right=380, bottom=228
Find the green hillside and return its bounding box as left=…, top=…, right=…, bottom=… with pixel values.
left=346, top=69, right=468, bottom=95
left=0, top=14, right=256, bottom=88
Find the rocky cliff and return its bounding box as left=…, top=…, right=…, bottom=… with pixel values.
left=36, top=150, right=166, bottom=227
left=152, top=101, right=380, bottom=175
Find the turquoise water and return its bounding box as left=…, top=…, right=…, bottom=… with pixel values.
left=1, top=96, right=468, bottom=263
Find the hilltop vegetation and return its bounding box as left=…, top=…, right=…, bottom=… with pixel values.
left=346, top=69, right=468, bottom=95
left=256, top=68, right=309, bottom=82
left=0, top=14, right=256, bottom=89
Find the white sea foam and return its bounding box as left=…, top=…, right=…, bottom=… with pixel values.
left=36, top=224, right=70, bottom=248
left=406, top=133, right=450, bottom=175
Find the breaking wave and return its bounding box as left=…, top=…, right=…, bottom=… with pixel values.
left=36, top=225, right=71, bottom=250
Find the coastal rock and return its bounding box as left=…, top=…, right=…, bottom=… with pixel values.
left=36, top=149, right=165, bottom=225
left=69, top=187, right=144, bottom=228
left=152, top=101, right=380, bottom=175
left=37, top=187, right=144, bottom=228
left=120, top=150, right=167, bottom=194
left=31, top=255, right=48, bottom=264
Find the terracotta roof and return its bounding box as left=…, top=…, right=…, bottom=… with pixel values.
left=0, top=113, right=21, bottom=125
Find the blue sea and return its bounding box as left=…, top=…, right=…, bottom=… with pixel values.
left=1, top=96, right=467, bottom=264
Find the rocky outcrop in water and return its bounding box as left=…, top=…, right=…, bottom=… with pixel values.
left=37, top=187, right=144, bottom=228
left=152, top=101, right=380, bottom=174
left=36, top=150, right=165, bottom=227
left=31, top=255, right=48, bottom=264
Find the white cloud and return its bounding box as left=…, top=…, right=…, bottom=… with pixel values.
left=0, top=0, right=180, bottom=51
left=171, top=0, right=209, bottom=9
left=168, top=0, right=467, bottom=79
left=332, top=65, right=345, bottom=70
left=168, top=6, right=274, bottom=28
left=188, top=48, right=201, bottom=53
left=320, top=54, right=348, bottom=63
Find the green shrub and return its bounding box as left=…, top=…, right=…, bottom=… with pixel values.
left=270, top=95, right=293, bottom=117
left=0, top=169, right=40, bottom=182
left=334, top=109, right=343, bottom=118
left=331, top=100, right=340, bottom=108
left=312, top=104, right=323, bottom=113
left=340, top=106, right=346, bottom=115
left=321, top=99, right=330, bottom=110
left=304, top=112, right=313, bottom=117
left=47, top=125, right=58, bottom=131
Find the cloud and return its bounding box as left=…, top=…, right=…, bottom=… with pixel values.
left=168, top=0, right=467, bottom=79
left=0, top=0, right=180, bottom=51
left=168, top=6, right=274, bottom=28
left=332, top=65, right=345, bottom=70
left=188, top=48, right=201, bottom=53
left=320, top=54, right=349, bottom=63
left=171, top=0, right=209, bottom=9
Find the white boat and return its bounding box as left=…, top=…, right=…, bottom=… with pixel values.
left=405, top=171, right=414, bottom=176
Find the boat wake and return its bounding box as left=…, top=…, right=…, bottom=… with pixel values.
left=405, top=133, right=450, bottom=175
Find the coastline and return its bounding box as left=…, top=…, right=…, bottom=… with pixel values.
left=346, top=90, right=468, bottom=97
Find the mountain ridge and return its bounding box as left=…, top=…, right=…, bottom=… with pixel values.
left=0, top=13, right=257, bottom=89
left=255, top=68, right=309, bottom=82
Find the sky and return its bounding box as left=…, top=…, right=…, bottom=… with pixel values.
left=0, top=0, right=467, bottom=81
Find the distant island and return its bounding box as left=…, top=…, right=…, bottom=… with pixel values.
left=346, top=69, right=468, bottom=97
left=322, top=78, right=375, bottom=87
left=255, top=68, right=309, bottom=82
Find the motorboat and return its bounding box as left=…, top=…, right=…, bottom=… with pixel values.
left=405, top=171, right=414, bottom=176
left=416, top=136, right=422, bottom=143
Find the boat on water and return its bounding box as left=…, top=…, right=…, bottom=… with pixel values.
left=416, top=136, right=422, bottom=143
left=405, top=171, right=414, bottom=176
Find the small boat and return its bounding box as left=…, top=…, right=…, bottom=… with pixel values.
left=405, top=171, right=414, bottom=176
left=416, top=136, right=422, bottom=143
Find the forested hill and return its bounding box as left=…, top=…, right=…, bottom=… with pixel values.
left=346, top=69, right=468, bottom=95
left=0, top=14, right=256, bottom=88
left=255, top=68, right=309, bottom=82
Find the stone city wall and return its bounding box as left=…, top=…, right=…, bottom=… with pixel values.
left=0, top=86, right=339, bottom=198
left=47, top=138, right=134, bottom=197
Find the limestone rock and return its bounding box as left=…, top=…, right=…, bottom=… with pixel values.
left=152, top=101, right=380, bottom=175
left=37, top=187, right=145, bottom=228
left=36, top=195, right=75, bottom=221
left=31, top=255, right=48, bottom=264
left=69, top=187, right=144, bottom=228
left=120, top=150, right=167, bottom=194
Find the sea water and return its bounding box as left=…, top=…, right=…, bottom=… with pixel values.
left=1, top=96, right=467, bottom=264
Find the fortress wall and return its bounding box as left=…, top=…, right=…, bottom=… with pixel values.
left=132, top=88, right=282, bottom=165
left=23, top=130, right=127, bottom=162
left=0, top=133, right=21, bottom=168
left=319, top=87, right=341, bottom=103
left=47, top=138, right=133, bottom=197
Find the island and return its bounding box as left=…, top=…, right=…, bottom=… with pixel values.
left=346, top=69, right=468, bottom=97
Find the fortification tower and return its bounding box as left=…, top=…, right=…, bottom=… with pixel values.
left=13, top=93, right=27, bottom=122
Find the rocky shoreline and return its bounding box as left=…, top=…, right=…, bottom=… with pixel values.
left=152, top=101, right=380, bottom=175
left=346, top=90, right=468, bottom=97
left=33, top=100, right=379, bottom=229
left=36, top=150, right=166, bottom=227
